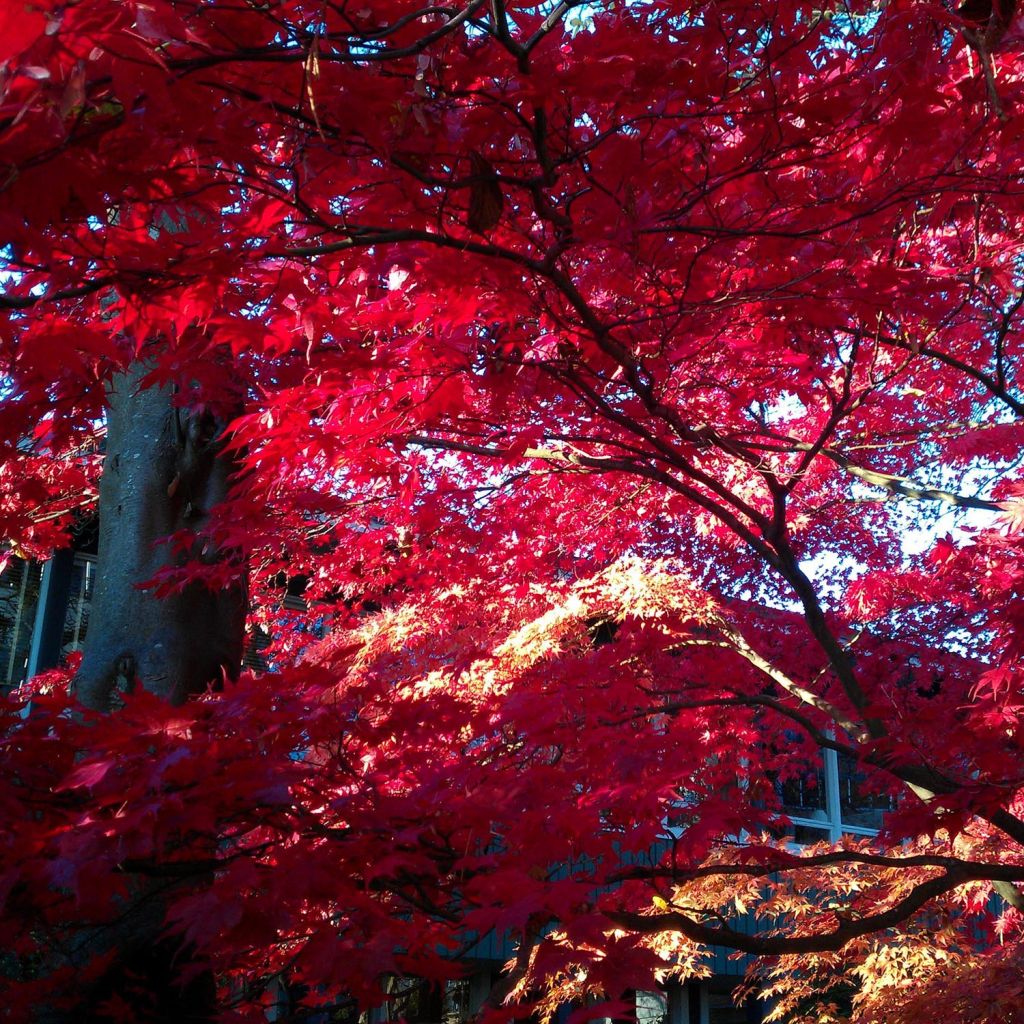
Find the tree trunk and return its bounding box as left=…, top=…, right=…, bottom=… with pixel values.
left=61, top=361, right=246, bottom=1021
left=74, top=361, right=246, bottom=710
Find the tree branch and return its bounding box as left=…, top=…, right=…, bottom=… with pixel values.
left=604, top=868, right=968, bottom=956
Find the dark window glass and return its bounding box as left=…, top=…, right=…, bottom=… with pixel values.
left=766, top=731, right=828, bottom=824
left=390, top=980, right=473, bottom=1024
left=838, top=753, right=893, bottom=830
left=60, top=555, right=95, bottom=659
left=776, top=765, right=827, bottom=819
left=0, top=558, right=42, bottom=688
left=791, top=823, right=830, bottom=845
left=442, top=979, right=471, bottom=1024
left=708, top=991, right=752, bottom=1024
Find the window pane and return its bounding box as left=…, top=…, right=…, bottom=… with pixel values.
left=776, top=765, right=827, bottom=819
left=636, top=991, right=667, bottom=1024
left=0, top=559, right=42, bottom=689
left=769, top=746, right=827, bottom=824
left=838, top=753, right=892, bottom=830
left=392, top=980, right=443, bottom=1024
left=442, top=979, right=471, bottom=1024
left=708, top=991, right=750, bottom=1024
left=791, top=823, right=830, bottom=845
left=60, top=555, right=95, bottom=658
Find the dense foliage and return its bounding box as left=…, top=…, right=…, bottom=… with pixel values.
left=3, top=0, right=1024, bottom=1019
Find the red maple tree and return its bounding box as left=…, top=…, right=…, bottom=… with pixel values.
left=3, top=0, right=1024, bottom=1020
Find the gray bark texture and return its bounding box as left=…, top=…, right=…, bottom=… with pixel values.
left=58, top=361, right=246, bottom=1021
left=74, top=361, right=246, bottom=709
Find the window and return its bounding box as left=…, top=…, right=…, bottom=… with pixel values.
left=441, top=979, right=471, bottom=1024
left=635, top=984, right=762, bottom=1024
left=637, top=990, right=668, bottom=1024
left=60, top=553, right=95, bottom=658
left=775, top=762, right=828, bottom=822
left=837, top=752, right=893, bottom=832
left=0, top=558, right=42, bottom=689
left=767, top=733, right=831, bottom=844
left=770, top=743, right=890, bottom=843
left=707, top=990, right=751, bottom=1024
left=381, top=976, right=488, bottom=1024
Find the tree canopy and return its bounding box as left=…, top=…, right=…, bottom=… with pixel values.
left=3, top=0, right=1024, bottom=1020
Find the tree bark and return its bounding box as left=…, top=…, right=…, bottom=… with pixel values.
left=60, top=360, right=246, bottom=1021
left=74, top=361, right=246, bottom=710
